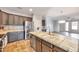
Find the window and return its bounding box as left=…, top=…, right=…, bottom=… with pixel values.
left=72, top=21, right=78, bottom=30
left=58, top=20, right=65, bottom=23
left=65, top=22, right=69, bottom=31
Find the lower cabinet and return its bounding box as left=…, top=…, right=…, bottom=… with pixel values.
left=36, top=38, right=42, bottom=52
left=18, top=31, right=24, bottom=40
left=8, top=31, right=24, bottom=43
left=42, top=40, right=52, bottom=52
left=53, top=46, right=66, bottom=52
left=30, top=35, right=66, bottom=52
left=30, top=35, right=36, bottom=50
left=8, top=32, right=18, bottom=43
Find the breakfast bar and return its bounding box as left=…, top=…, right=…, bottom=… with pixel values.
left=29, top=32, right=79, bottom=52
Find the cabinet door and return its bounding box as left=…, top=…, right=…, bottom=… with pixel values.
left=19, top=16, right=24, bottom=25
left=18, top=31, right=24, bottom=40
left=36, top=38, right=42, bottom=52
left=2, top=12, right=8, bottom=25
left=0, top=11, right=2, bottom=25
left=23, top=17, right=27, bottom=21
left=30, top=35, right=36, bottom=50
left=14, top=15, right=19, bottom=25
left=42, top=44, right=52, bottom=52
left=8, top=32, right=18, bottom=43
left=42, top=41, right=52, bottom=52
left=8, top=14, right=14, bottom=25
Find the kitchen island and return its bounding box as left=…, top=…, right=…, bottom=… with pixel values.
left=29, top=32, right=79, bottom=52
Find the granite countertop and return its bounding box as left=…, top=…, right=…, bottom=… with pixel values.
left=0, top=29, right=24, bottom=34
left=29, top=32, right=79, bottom=52
left=58, top=32, right=79, bottom=39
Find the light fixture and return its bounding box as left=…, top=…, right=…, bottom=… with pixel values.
left=29, top=8, right=32, bottom=12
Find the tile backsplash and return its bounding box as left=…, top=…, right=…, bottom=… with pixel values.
left=4, top=25, right=24, bottom=30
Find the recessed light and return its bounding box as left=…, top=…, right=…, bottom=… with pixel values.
left=29, top=8, right=32, bottom=12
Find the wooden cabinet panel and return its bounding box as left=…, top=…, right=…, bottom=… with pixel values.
left=14, top=15, right=19, bottom=25
left=42, top=40, right=52, bottom=52
left=8, top=32, right=18, bottom=43
left=53, top=46, right=66, bottom=52
left=8, top=31, right=24, bottom=43
left=18, top=31, right=24, bottom=40
left=42, top=44, right=52, bottom=52
left=30, top=35, right=36, bottom=50
left=2, top=12, right=8, bottom=25
left=19, top=16, right=24, bottom=25
left=36, top=38, right=42, bottom=52
left=8, top=14, right=14, bottom=25
left=23, top=17, right=27, bottom=21
left=0, top=10, right=2, bottom=25
left=30, top=34, right=67, bottom=52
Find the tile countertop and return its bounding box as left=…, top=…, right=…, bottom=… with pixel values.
left=0, top=29, right=24, bottom=34
left=29, top=32, right=79, bottom=52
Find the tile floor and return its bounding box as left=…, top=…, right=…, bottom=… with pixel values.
left=3, top=40, right=34, bottom=52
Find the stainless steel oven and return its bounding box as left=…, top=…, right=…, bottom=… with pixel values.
left=0, top=34, right=7, bottom=52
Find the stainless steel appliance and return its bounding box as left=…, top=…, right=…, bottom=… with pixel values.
left=24, top=21, right=32, bottom=39
left=0, top=34, right=7, bottom=51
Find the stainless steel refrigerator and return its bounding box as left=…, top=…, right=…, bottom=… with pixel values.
left=24, top=21, right=32, bottom=39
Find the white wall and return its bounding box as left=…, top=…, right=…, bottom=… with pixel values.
left=33, top=14, right=42, bottom=32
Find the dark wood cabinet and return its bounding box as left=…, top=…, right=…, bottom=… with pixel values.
left=8, top=14, right=14, bottom=25
left=2, top=12, right=8, bottom=25
left=30, top=35, right=36, bottom=50
left=36, top=38, right=42, bottom=52
left=30, top=34, right=66, bottom=52
left=0, top=10, right=2, bottom=25
left=14, top=15, right=19, bottom=25
left=8, top=31, right=24, bottom=43
left=42, top=44, right=52, bottom=52
left=53, top=46, right=66, bottom=52
left=42, top=40, right=53, bottom=52
left=18, top=31, right=24, bottom=40
left=8, top=32, right=18, bottom=43
left=19, top=16, right=24, bottom=25
left=0, top=10, right=32, bottom=25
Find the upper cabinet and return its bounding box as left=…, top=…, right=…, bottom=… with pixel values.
left=19, top=16, right=24, bottom=25
left=0, top=10, right=32, bottom=25
left=0, top=10, right=2, bottom=25
left=14, top=15, right=19, bottom=25
left=2, top=12, right=8, bottom=25
left=8, top=14, right=14, bottom=25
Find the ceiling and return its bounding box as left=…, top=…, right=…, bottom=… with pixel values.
left=0, top=7, right=79, bottom=18
left=0, top=7, right=51, bottom=17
